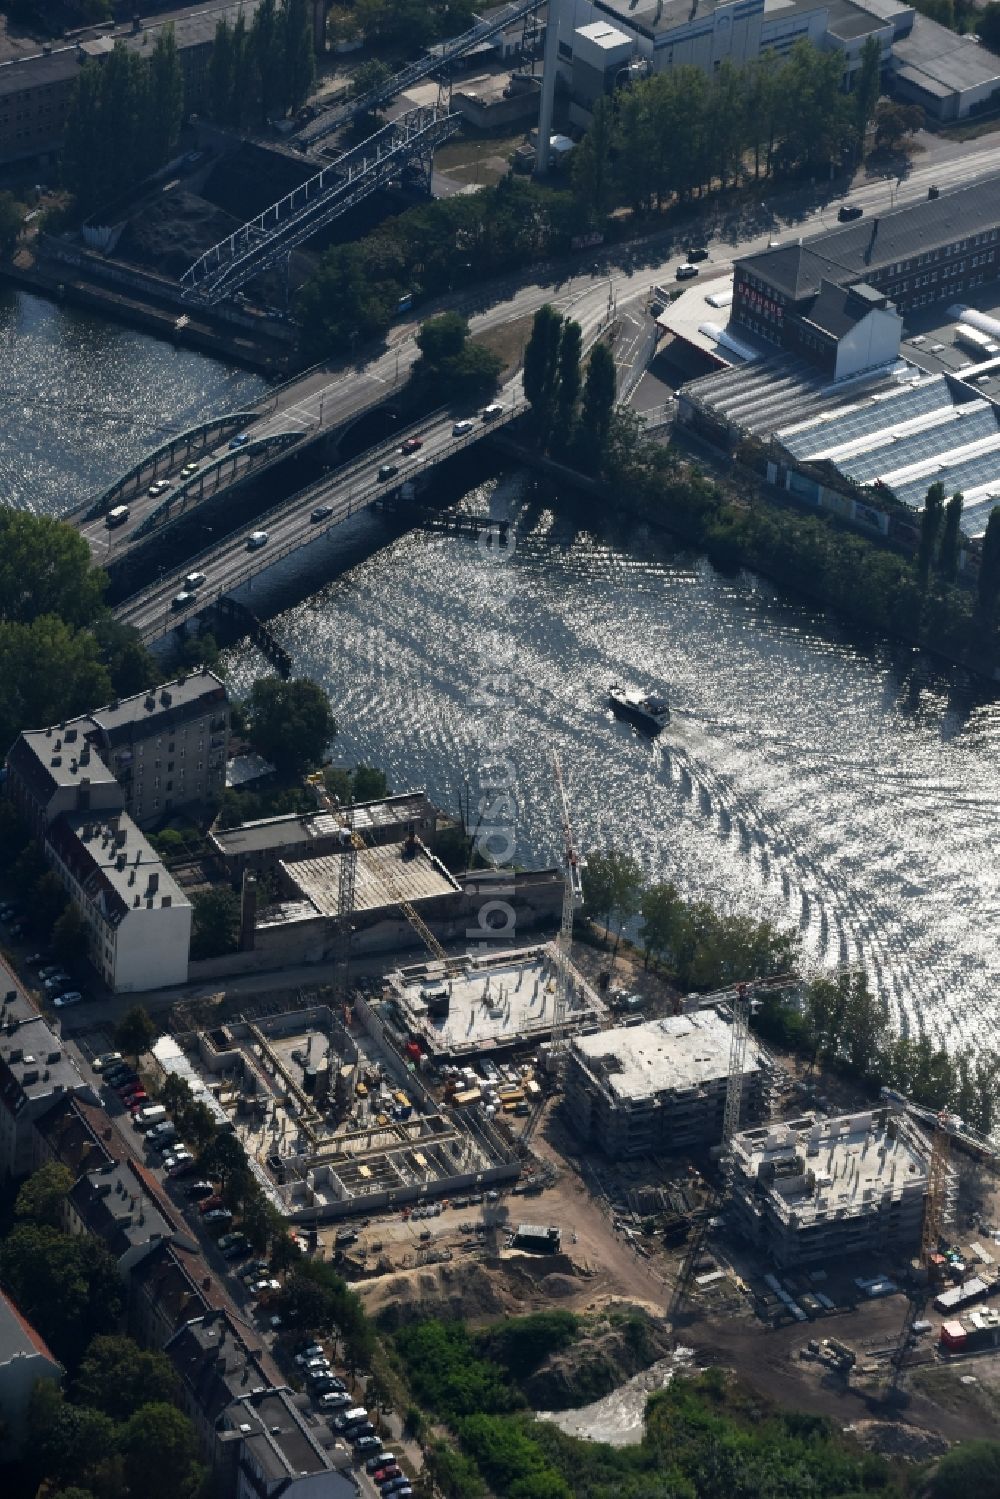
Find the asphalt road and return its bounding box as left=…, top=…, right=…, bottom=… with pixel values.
left=111, top=140, right=1000, bottom=639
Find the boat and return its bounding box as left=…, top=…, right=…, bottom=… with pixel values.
left=608, top=683, right=670, bottom=735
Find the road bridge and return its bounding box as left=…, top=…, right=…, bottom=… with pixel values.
left=181, top=107, right=460, bottom=306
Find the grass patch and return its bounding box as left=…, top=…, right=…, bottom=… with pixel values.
left=469, top=313, right=535, bottom=380
left=434, top=130, right=526, bottom=186
left=911, top=1363, right=1000, bottom=1423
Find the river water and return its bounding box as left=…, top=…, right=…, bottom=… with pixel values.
left=9, top=289, right=1000, bottom=1054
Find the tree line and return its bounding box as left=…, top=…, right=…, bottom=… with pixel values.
left=325, top=0, right=477, bottom=54
left=522, top=304, right=617, bottom=471
left=599, top=428, right=1000, bottom=674
left=571, top=38, right=886, bottom=224
left=583, top=846, right=799, bottom=991
left=63, top=30, right=184, bottom=215
left=208, top=0, right=315, bottom=130
left=754, top=970, right=1000, bottom=1138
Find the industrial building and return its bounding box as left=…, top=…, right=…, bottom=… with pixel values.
left=726, top=1109, right=934, bottom=1268
left=564, top=1008, right=775, bottom=1159
left=382, top=943, right=607, bottom=1063
left=209, top=792, right=439, bottom=881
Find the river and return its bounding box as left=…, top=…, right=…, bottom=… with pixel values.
left=8, top=289, right=1000, bottom=1053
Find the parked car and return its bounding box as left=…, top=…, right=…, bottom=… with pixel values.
left=355, top=1437, right=382, bottom=1456
left=383, top=1479, right=412, bottom=1495
left=53, top=991, right=84, bottom=1008
left=318, top=1391, right=351, bottom=1410
left=367, top=1455, right=395, bottom=1475
left=218, top=1231, right=250, bottom=1254
left=163, top=1150, right=194, bottom=1172
left=400, top=436, right=423, bottom=454
left=118, top=1078, right=145, bottom=1096
left=185, top=1180, right=216, bottom=1199
left=24, top=952, right=46, bottom=967
left=352, top=1423, right=377, bottom=1441
left=249, top=1276, right=280, bottom=1294
left=295, top=1344, right=325, bottom=1365
left=310, top=505, right=333, bottom=522
left=203, top=1208, right=234, bottom=1228
left=43, top=973, right=71, bottom=992
left=675, top=263, right=699, bottom=280
left=198, top=1195, right=224, bottom=1214
left=92, top=1052, right=123, bottom=1073
left=109, top=1073, right=139, bottom=1092
left=303, top=1357, right=331, bottom=1373
left=374, top=1465, right=402, bottom=1483
left=238, top=1260, right=270, bottom=1281
left=127, top=1093, right=150, bottom=1113
left=685, top=246, right=710, bottom=262
left=247, top=530, right=269, bottom=549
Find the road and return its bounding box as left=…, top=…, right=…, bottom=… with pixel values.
left=109, top=139, right=1000, bottom=637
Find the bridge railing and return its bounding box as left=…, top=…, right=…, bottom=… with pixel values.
left=82, top=412, right=257, bottom=520
left=129, top=429, right=305, bottom=540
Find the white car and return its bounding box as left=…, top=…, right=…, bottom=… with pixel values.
left=295, top=1345, right=324, bottom=1365
left=303, top=1357, right=331, bottom=1373
left=148, top=478, right=171, bottom=497
left=249, top=1277, right=281, bottom=1296
left=247, top=531, right=269, bottom=550
left=452, top=419, right=475, bottom=436
left=53, top=991, right=84, bottom=1007
left=183, top=571, right=206, bottom=590
left=93, top=1052, right=123, bottom=1073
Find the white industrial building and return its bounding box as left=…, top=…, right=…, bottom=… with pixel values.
left=564, top=1008, right=776, bottom=1158
left=727, top=1109, right=933, bottom=1267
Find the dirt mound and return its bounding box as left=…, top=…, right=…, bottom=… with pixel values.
left=201, top=143, right=314, bottom=222
left=523, top=1308, right=675, bottom=1411
left=363, top=1260, right=514, bottom=1330
left=852, top=1420, right=949, bottom=1461
left=116, top=190, right=241, bottom=280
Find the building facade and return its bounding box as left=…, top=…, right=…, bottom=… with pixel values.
left=0, top=964, right=95, bottom=1180
left=0, top=1290, right=63, bottom=1458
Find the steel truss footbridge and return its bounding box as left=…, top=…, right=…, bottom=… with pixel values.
left=181, top=106, right=460, bottom=305
left=298, top=0, right=543, bottom=148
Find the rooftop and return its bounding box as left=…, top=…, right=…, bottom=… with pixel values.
left=86, top=667, right=226, bottom=744
left=68, top=1158, right=178, bottom=1259
left=281, top=840, right=458, bottom=919
left=224, top=1388, right=352, bottom=1485
left=730, top=1109, right=930, bottom=1226
left=892, top=14, right=1000, bottom=96
left=737, top=172, right=1000, bottom=301
left=570, top=1009, right=762, bottom=1102
left=0, top=964, right=89, bottom=1108
left=0, top=1288, right=61, bottom=1371
left=11, top=725, right=120, bottom=799
left=211, top=792, right=435, bottom=859
left=795, top=280, right=893, bottom=340
left=166, top=1311, right=275, bottom=1429
left=386, top=943, right=606, bottom=1057
left=680, top=352, right=905, bottom=436
left=47, top=812, right=189, bottom=922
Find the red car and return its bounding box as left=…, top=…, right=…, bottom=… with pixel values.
left=375, top=1468, right=402, bottom=1484
left=126, top=1091, right=150, bottom=1111
left=198, top=1194, right=224, bottom=1214
left=119, top=1080, right=145, bottom=1098
left=400, top=436, right=423, bottom=454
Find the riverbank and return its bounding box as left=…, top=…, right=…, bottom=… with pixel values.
left=496, top=434, right=1000, bottom=686
left=2, top=243, right=296, bottom=374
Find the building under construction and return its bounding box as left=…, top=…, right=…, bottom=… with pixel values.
left=726, top=1109, right=936, bottom=1268
left=564, top=1008, right=775, bottom=1159
left=381, top=943, right=607, bottom=1064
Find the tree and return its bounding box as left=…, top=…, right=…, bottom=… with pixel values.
left=0, top=191, right=22, bottom=256
left=208, top=17, right=235, bottom=122
left=522, top=303, right=563, bottom=445
left=190, top=886, right=242, bottom=960
left=283, top=0, right=315, bottom=113
left=0, top=801, right=31, bottom=871
left=978, top=2, right=1000, bottom=51
left=571, top=94, right=614, bottom=222
left=245, top=677, right=337, bottom=776
left=0, top=616, right=111, bottom=766
left=917, top=480, right=945, bottom=588
left=147, top=26, right=184, bottom=171
left=251, top=0, right=285, bottom=122
left=0, top=509, right=105, bottom=627
left=579, top=340, right=617, bottom=468
left=350, top=58, right=392, bottom=102
left=938, top=491, right=964, bottom=582
left=854, top=35, right=881, bottom=151
left=115, top=1004, right=157, bottom=1063
left=555, top=319, right=583, bottom=440
left=0, top=1223, right=123, bottom=1365
left=199, top=1128, right=249, bottom=1186
left=873, top=98, right=923, bottom=153
left=351, top=764, right=388, bottom=801
left=928, top=1439, right=1000, bottom=1498
left=583, top=847, right=643, bottom=955
left=640, top=881, right=682, bottom=969
left=978, top=505, right=1000, bottom=616
left=416, top=311, right=470, bottom=366
left=15, top=1161, right=73, bottom=1227
left=32, top=869, right=70, bottom=934
left=26, top=1385, right=117, bottom=1490
left=413, top=313, right=502, bottom=398
left=62, top=62, right=106, bottom=211
left=53, top=903, right=88, bottom=964
left=75, top=1335, right=180, bottom=1422
left=119, top=1402, right=201, bottom=1499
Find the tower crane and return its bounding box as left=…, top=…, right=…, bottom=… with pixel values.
left=722, top=981, right=752, bottom=1145
left=881, top=1088, right=956, bottom=1271
left=551, top=751, right=584, bottom=1055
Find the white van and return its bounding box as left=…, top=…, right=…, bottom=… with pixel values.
left=481, top=403, right=504, bottom=422
left=134, top=1104, right=167, bottom=1129
left=106, top=505, right=130, bottom=528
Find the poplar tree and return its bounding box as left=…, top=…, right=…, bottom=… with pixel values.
left=917, top=480, right=945, bottom=589
left=938, top=491, right=964, bottom=583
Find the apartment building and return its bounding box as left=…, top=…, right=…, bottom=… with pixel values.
left=5, top=667, right=229, bottom=833
left=0, top=967, right=95, bottom=1180
left=564, top=1008, right=774, bottom=1159
left=726, top=1109, right=933, bottom=1267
